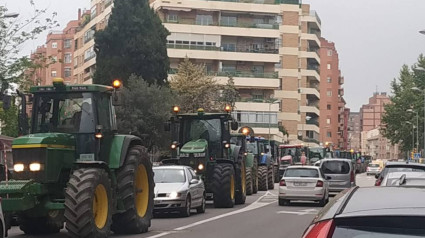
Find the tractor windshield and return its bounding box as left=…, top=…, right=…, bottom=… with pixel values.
left=32, top=92, right=95, bottom=134
left=182, top=118, right=221, bottom=145
left=246, top=142, right=258, bottom=155
left=309, top=147, right=324, bottom=159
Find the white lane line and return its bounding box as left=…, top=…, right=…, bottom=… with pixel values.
left=146, top=191, right=274, bottom=238
left=277, top=208, right=318, bottom=216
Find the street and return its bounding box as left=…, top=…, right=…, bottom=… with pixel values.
left=7, top=173, right=375, bottom=238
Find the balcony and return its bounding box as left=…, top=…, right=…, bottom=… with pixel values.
left=304, top=137, right=320, bottom=145
left=307, top=64, right=320, bottom=75
left=307, top=119, right=319, bottom=127
left=165, top=19, right=279, bottom=30
left=239, top=122, right=278, bottom=128
left=204, top=0, right=286, bottom=5
left=300, top=87, right=320, bottom=99
left=234, top=101, right=279, bottom=111
left=208, top=71, right=278, bottom=78
left=300, top=105, right=320, bottom=116
left=167, top=44, right=278, bottom=54
left=105, top=0, right=113, bottom=7
left=301, top=69, right=320, bottom=81
left=301, top=33, right=320, bottom=47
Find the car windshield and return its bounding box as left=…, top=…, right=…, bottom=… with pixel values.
left=32, top=92, right=95, bottom=133
left=284, top=168, right=319, bottom=178
left=369, top=164, right=380, bottom=168
left=322, top=161, right=350, bottom=174
left=153, top=169, right=186, bottom=183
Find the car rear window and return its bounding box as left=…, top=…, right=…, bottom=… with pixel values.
left=322, top=161, right=350, bottom=174
left=284, top=168, right=319, bottom=178
left=369, top=164, right=380, bottom=168
left=333, top=226, right=425, bottom=237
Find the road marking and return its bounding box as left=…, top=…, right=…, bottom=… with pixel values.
left=277, top=208, right=318, bottom=216
left=146, top=191, right=275, bottom=238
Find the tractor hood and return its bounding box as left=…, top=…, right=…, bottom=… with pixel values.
left=180, top=139, right=207, bottom=153
left=12, top=133, right=75, bottom=149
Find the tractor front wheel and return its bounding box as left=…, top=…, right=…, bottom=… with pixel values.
left=245, top=167, right=253, bottom=195
left=211, top=163, right=235, bottom=208
left=258, top=165, right=268, bottom=191
left=273, top=165, right=280, bottom=183
left=111, top=145, right=154, bottom=234
left=268, top=166, right=274, bottom=189
left=235, top=161, right=246, bottom=205
left=65, top=168, right=112, bottom=238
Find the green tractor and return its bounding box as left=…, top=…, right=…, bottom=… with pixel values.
left=164, top=107, right=246, bottom=208
left=0, top=79, right=154, bottom=237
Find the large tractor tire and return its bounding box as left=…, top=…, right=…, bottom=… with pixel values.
left=252, top=165, right=258, bottom=194
left=268, top=166, right=274, bottom=189
left=258, top=165, right=268, bottom=191
left=211, top=163, right=236, bottom=208
left=19, top=214, right=63, bottom=235
left=235, top=162, right=246, bottom=205
left=65, top=168, right=112, bottom=238
left=273, top=164, right=280, bottom=183
left=245, top=167, right=253, bottom=195
left=111, top=145, right=154, bottom=234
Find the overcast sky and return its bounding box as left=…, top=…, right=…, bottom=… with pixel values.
left=2, top=0, right=425, bottom=111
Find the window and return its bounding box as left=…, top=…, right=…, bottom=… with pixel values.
left=64, top=39, right=72, bottom=49
left=64, top=68, right=72, bottom=77
left=327, top=63, right=331, bottom=70
left=222, top=65, right=236, bottom=72
left=51, top=70, right=57, bottom=77
left=64, top=53, right=72, bottom=64
left=327, top=131, right=332, bottom=138
left=221, top=16, right=237, bottom=26
left=327, top=49, right=333, bottom=56
left=52, top=42, right=57, bottom=48
left=196, top=15, right=213, bottom=25
left=327, top=77, right=331, bottom=83
left=91, top=6, right=97, bottom=19
left=167, top=13, right=178, bottom=22
left=326, top=118, right=331, bottom=125
left=84, top=29, right=95, bottom=43
left=327, top=90, right=332, bottom=97
left=74, top=57, right=78, bottom=68
left=222, top=43, right=236, bottom=52
left=74, top=39, right=79, bottom=49
left=84, top=47, right=96, bottom=62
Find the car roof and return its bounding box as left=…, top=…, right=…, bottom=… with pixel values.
left=385, top=162, right=425, bottom=167
left=321, top=158, right=352, bottom=162
left=338, top=187, right=425, bottom=218
left=286, top=165, right=319, bottom=170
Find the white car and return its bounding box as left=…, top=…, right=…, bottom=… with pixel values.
left=381, top=171, right=425, bottom=187
left=279, top=166, right=330, bottom=206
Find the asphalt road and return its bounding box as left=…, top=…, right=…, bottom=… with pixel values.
left=7, top=173, right=375, bottom=238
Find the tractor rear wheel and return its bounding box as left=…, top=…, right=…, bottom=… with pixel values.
left=19, top=214, right=63, bottom=235
left=65, top=168, right=112, bottom=238
left=211, top=163, right=235, bottom=208
left=252, top=165, right=258, bottom=194
left=111, top=145, right=154, bottom=234
left=268, top=166, right=274, bottom=189
left=235, top=161, right=246, bottom=205
left=273, top=165, right=280, bottom=183
left=258, top=165, right=268, bottom=191
left=245, top=167, right=253, bottom=195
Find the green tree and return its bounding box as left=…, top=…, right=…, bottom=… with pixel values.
left=94, top=0, right=170, bottom=85
left=170, top=58, right=220, bottom=112
left=0, top=101, right=18, bottom=137
left=116, top=75, right=174, bottom=151
left=218, top=76, right=240, bottom=109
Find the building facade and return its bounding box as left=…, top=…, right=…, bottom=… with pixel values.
left=319, top=38, right=345, bottom=148
left=360, top=92, right=390, bottom=132
left=153, top=0, right=322, bottom=144
left=348, top=112, right=361, bottom=151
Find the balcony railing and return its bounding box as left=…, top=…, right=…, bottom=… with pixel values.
left=307, top=103, right=320, bottom=110
left=304, top=137, right=320, bottom=144
left=166, top=19, right=279, bottom=29
left=309, top=10, right=322, bottom=25
left=167, top=43, right=279, bottom=54
left=239, top=122, right=278, bottom=128
left=205, top=0, right=285, bottom=5
left=105, top=0, right=113, bottom=7
left=307, top=64, right=320, bottom=74
left=307, top=120, right=319, bottom=127
left=208, top=71, right=278, bottom=78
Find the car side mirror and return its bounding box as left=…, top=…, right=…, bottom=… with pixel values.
left=190, top=179, right=199, bottom=185
left=164, top=121, right=171, bottom=132
left=231, top=121, right=238, bottom=131
left=375, top=174, right=380, bottom=179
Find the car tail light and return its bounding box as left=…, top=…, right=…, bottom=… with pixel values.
left=302, top=219, right=335, bottom=238
left=375, top=178, right=382, bottom=186
left=316, top=180, right=324, bottom=187
left=367, top=167, right=370, bottom=172
left=350, top=170, right=355, bottom=183
left=279, top=179, right=286, bottom=186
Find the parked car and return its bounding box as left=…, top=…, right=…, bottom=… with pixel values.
left=381, top=171, right=425, bottom=187
left=320, top=159, right=355, bottom=195
left=278, top=166, right=330, bottom=206
left=375, top=162, right=425, bottom=186
left=366, top=163, right=381, bottom=176
left=153, top=165, right=205, bottom=217
left=302, top=187, right=425, bottom=237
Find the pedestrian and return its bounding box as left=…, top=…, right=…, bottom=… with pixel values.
left=301, top=151, right=307, bottom=165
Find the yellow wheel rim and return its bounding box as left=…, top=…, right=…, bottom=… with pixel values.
left=135, top=164, right=149, bottom=217
left=242, top=165, right=246, bottom=194
left=230, top=175, right=235, bottom=200
left=93, top=184, right=108, bottom=229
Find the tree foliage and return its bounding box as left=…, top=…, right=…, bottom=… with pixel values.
left=0, top=101, right=18, bottom=137
left=218, top=76, right=240, bottom=109
left=0, top=3, right=58, bottom=94
left=116, top=75, right=174, bottom=151
left=382, top=55, right=425, bottom=152
left=170, top=58, right=220, bottom=112
left=94, top=0, right=170, bottom=86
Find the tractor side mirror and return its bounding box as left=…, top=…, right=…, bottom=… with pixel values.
left=112, top=91, right=123, bottom=106
left=231, top=121, right=238, bottom=131
left=164, top=121, right=171, bottom=132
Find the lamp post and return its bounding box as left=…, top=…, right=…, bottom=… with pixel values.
left=406, top=109, right=419, bottom=152
left=268, top=99, right=280, bottom=145
left=302, top=116, right=312, bottom=142
left=1, top=13, right=19, bottom=19
left=406, top=121, right=415, bottom=160
left=412, top=86, right=425, bottom=157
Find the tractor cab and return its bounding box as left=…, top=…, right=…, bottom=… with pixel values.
left=279, top=144, right=306, bottom=164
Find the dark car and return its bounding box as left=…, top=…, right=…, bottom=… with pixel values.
left=374, top=162, right=425, bottom=186
left=302, top=187, right=425, bottom=237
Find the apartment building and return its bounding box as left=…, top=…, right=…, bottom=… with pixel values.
left=152, top=0, right=322, bottom=144
left=73, top=0, right=113, bottom=84
left=348, top=112, right=361, bottom=151
left=319, top=38, right=346, bottom=149
left=363, top=128, right=400, bottom=160
left=360, top=92, right=390, bottom=132
left=29, top=20, right=79, bottom=85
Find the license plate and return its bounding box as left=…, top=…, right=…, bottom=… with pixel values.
left=294, top=182, right=307, bottom=186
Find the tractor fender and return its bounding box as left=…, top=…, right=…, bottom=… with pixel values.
left=119, top=135, right=143, bottom=167
left=74, top=161, right=112, bottom=175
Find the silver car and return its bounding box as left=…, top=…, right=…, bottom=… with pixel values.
left=366, top=163, right=381, bottom=176
left=320, top=158, right=355, bottom=195
left=381, top=171, right=425, bottom=186
left=153, top=165, right=205, bottom=217
left=278, top=166, right=330, bottom=206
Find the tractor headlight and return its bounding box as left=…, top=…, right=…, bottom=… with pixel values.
left=14, top=164, right=24, bottom=172
left=198, top=163, right=204, bottom=171
left=29, top=163, right=41, bottom=171
left=169, top=191, right=179, bottom=199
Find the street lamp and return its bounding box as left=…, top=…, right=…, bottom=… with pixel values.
left=406, top=109, right=419, bottom=151
left=1, top=13, right=19, bottom=19
left=412, top=87, right=425, bottom=156
left=268, top=99, right=280, bottom=144
left=301, top=115, right=312, bottom=142
left=406, top=121, right=415, bottom=160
